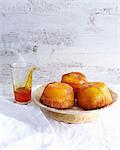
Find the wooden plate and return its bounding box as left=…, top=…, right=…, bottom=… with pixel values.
left=32, top=85, right=118, bottom=123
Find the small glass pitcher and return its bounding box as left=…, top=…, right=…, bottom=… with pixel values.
left=10, top=63, right=36, bottom=104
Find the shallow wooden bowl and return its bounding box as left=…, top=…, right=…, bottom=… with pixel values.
left=32, top=85, right=118, bottom=123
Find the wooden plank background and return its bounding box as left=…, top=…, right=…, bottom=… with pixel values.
left=0, top=0, right=119, bottom=55
left=0, top=0, right=120, bottom=95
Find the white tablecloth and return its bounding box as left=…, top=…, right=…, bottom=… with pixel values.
left=0, top=84, right=120, bottom=150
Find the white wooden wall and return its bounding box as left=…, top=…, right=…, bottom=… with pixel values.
left=0, top=0, right=120, bottom=54
left=0, top=0, right=120, bottom=93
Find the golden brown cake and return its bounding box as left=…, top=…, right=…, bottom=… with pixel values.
left=61, top=72, right=87, bottom=96
left=77, top=82, right=113, bottom=110
left=40, top=82, right=74, bottom=109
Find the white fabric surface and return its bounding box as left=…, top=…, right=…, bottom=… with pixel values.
left=0, top=84, right=120, bottom=150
